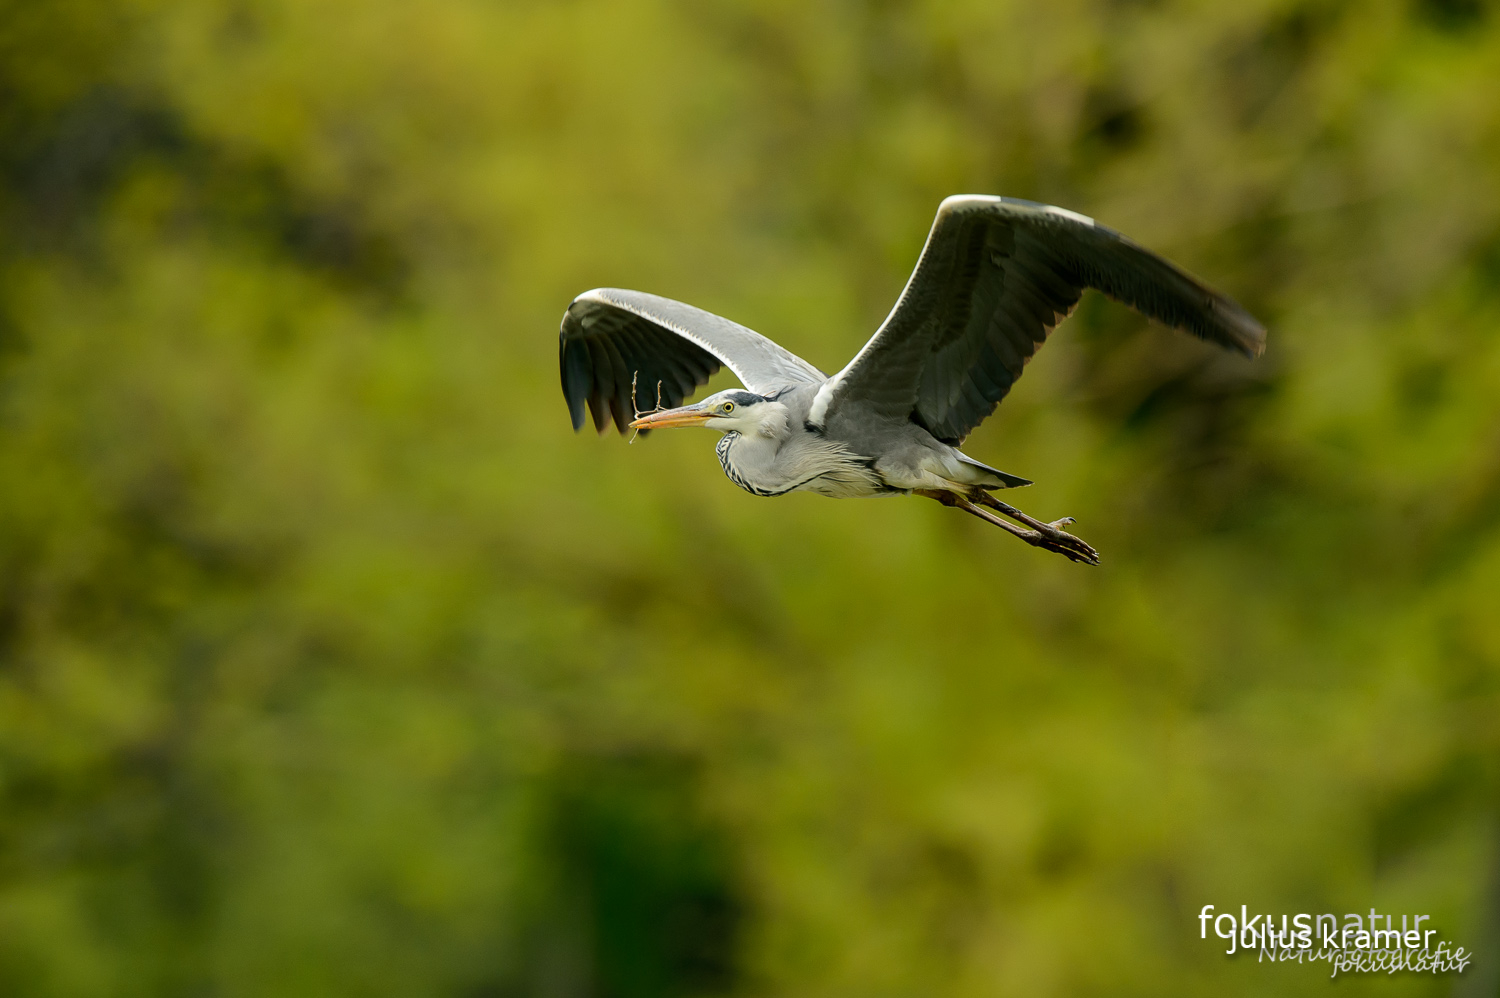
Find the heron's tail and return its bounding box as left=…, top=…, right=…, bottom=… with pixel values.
left=955, top=452, right=1032, bottom=489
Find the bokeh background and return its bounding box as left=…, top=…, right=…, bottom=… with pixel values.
left=2, top=1, right=1499, bottom=995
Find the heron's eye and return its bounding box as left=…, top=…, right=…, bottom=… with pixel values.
left=721, top=401, right=735, bottom=413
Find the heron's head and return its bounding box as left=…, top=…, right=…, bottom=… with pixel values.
left=628, top=390, right=789, bottom=438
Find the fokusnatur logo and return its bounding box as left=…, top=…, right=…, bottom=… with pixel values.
left=1198, top=905, right=1471, bottom=978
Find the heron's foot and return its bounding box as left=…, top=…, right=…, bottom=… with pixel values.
left=1018, top=519, right=1099, bottom=566
left=916, top=489, right=1100, bottom=566
left=971, top=492, right=1101, bottom=565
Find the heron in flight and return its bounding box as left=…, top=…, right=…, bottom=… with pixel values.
left=559, top=196, right=1265, bottom=564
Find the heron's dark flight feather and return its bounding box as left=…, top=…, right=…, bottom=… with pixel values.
left=820, top=196, right=1266, bottom=445
left=559, top=288, right=825, bottom=434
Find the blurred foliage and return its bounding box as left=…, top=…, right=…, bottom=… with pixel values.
left=2, top=0, right=1499, bottom=995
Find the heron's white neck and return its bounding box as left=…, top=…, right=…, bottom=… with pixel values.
left=714, top=412, right=884, bottom=498
left=752, top=401, right=791, bottom=439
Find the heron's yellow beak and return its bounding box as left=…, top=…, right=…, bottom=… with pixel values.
left=629, top=403, right=714, bottom=430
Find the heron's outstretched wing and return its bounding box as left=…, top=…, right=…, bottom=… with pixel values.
left=814, top=195, right=1267, bottom=445
left=559, top=288, right=826, bottom=434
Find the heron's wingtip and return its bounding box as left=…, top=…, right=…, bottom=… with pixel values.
left=1216, top=301, right=1268, bottom=359
left=1240, top=327, right=1269, bottom=359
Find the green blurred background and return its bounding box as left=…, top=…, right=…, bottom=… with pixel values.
left=2, top=1, right=1498, bottom=995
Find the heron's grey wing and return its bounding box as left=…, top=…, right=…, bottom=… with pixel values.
left=559, top=288, right=826, bottom=434
left=815, top=195, right=1267, bottom=445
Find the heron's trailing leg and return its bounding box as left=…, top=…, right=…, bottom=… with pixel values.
left=916, top=489, right=1100, bottom=565
left=973, top=491, right=1099, bottom=564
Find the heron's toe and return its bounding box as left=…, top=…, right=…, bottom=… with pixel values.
left=1044, top=525, right=1099, bottom=565
left=1024, top=527, right=1100, bottom=566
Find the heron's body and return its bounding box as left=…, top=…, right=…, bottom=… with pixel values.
left=557, top=195, right=1267, bottom=563
left=706, top=384, right=1017, bottom=499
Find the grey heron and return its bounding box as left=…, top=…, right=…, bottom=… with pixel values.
left=559, top=195, right=1266, bottom=564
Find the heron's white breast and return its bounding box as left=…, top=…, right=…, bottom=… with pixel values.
left=716, top=431, right=885, bottom=498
